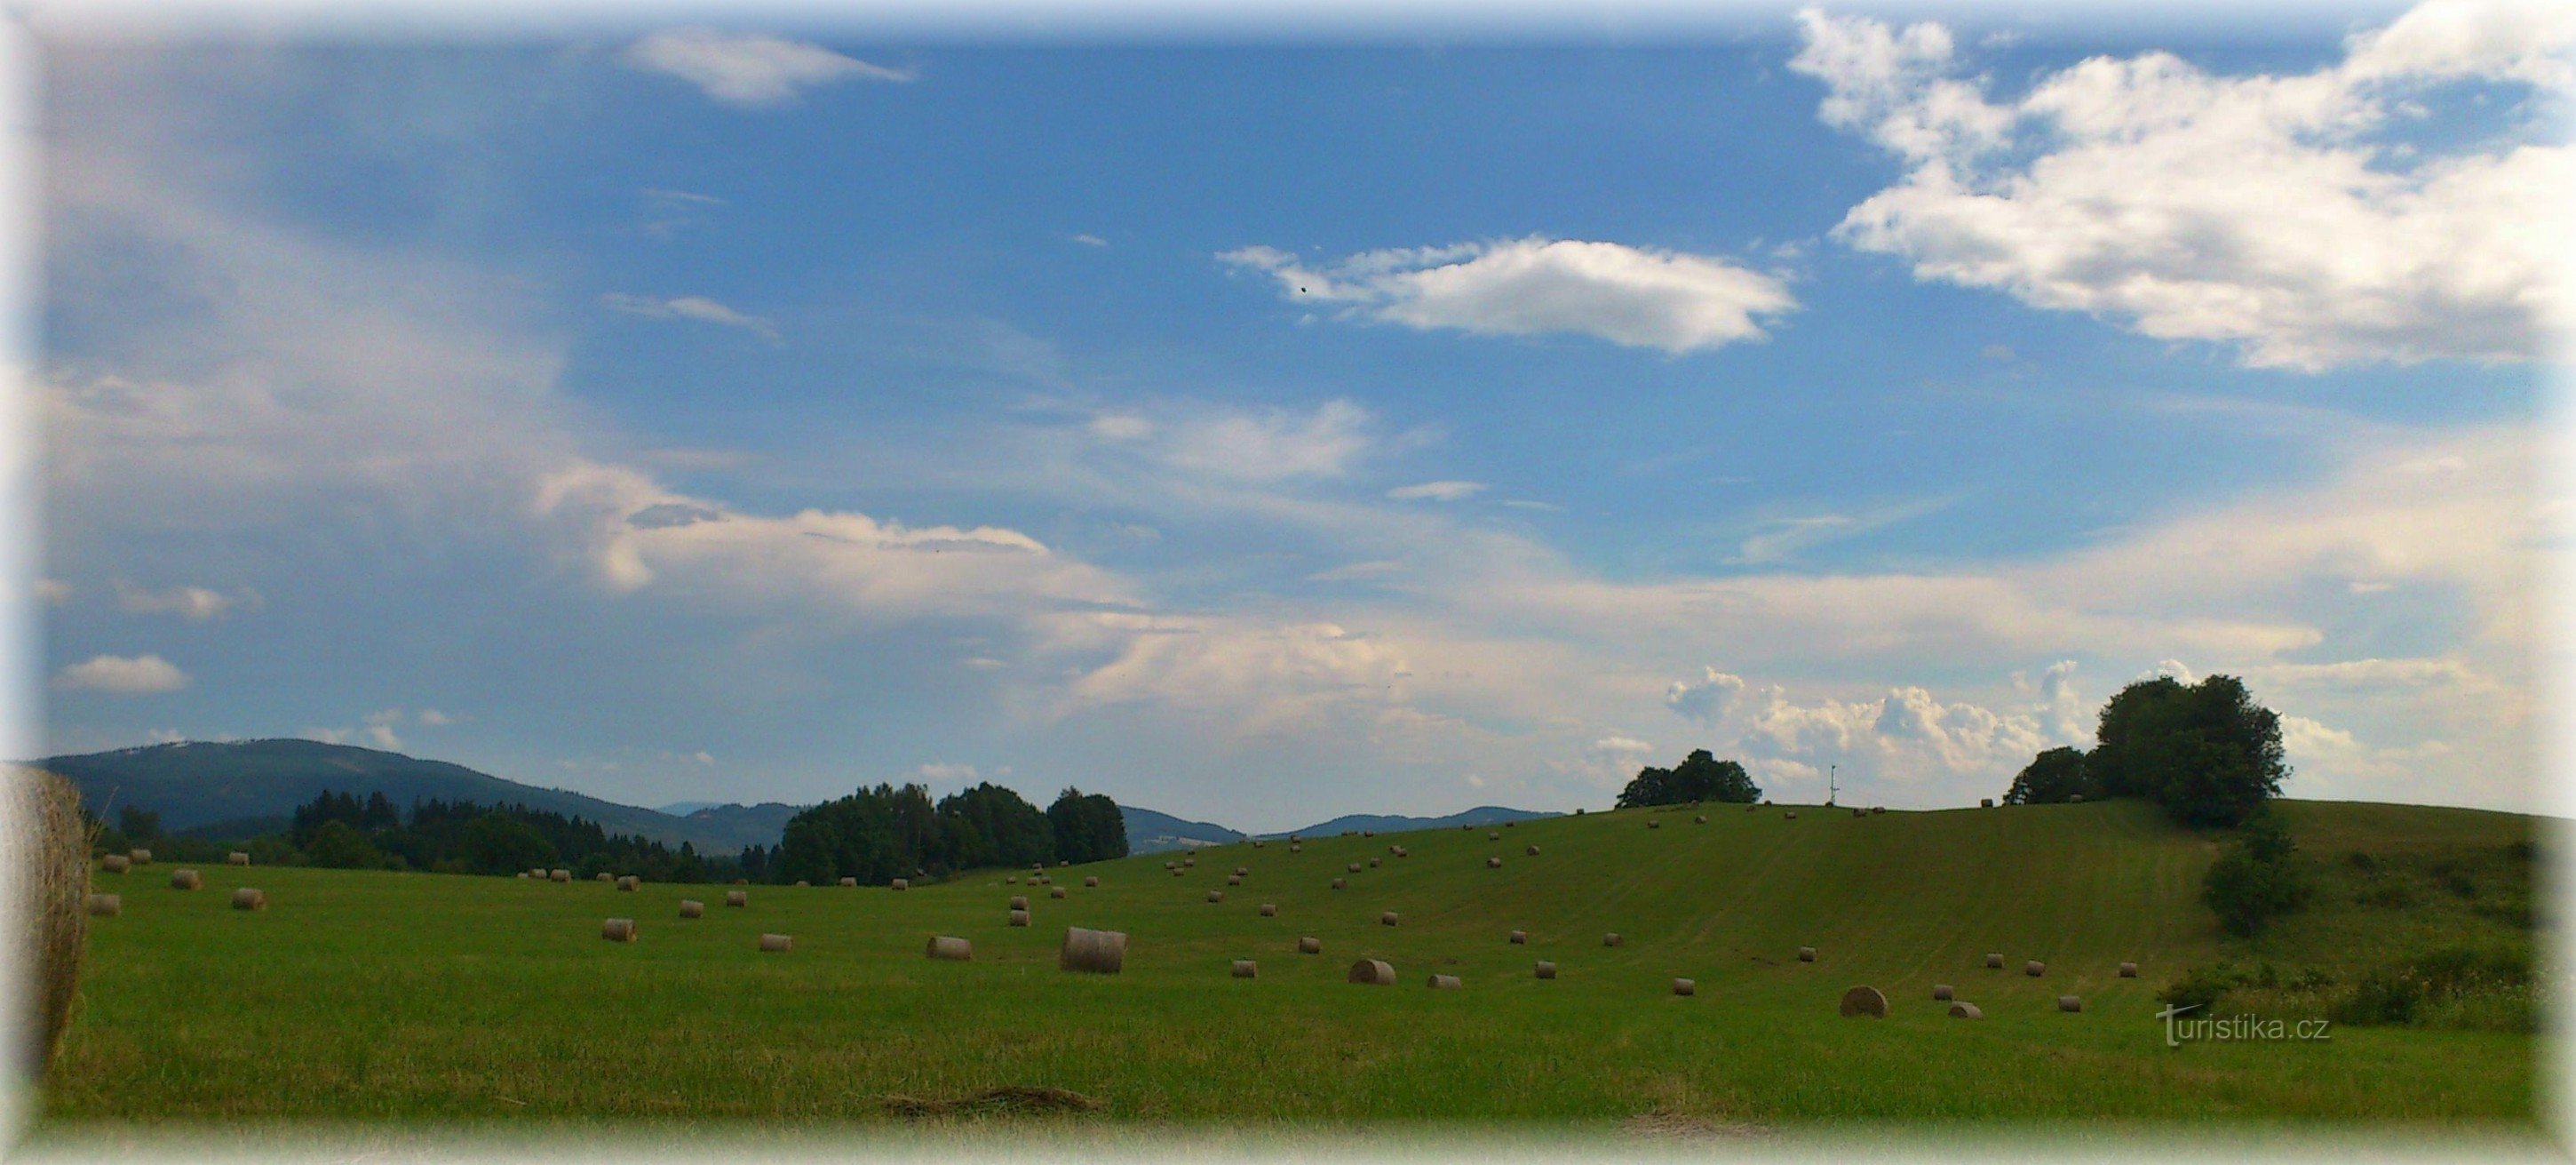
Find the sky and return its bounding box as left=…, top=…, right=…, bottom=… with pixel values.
left=18, top=0, right=2572, bottom=831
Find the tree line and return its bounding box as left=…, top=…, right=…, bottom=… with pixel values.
left=92, top=790, right=752, bottom=882
left=760, top=782, right=1126, bottom=885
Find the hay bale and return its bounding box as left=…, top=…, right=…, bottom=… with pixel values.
left=1980, top=798, right=1994, bottom=809
left=598, top=872, right=615, bottom=882
left=1290, top=843, right=1302, bottom=853
left=1693, top=815, right=1706, bottom=824
left=1299, top=937, right=1322, bottom=954
left=1745, top=804, right=1757, bottom=812
left=1506, top=821, right=1516, bottom=828
left=86, top=893, right=120, bottom=917
left=2025, top=961, right=2046, bottom=977
left=1486, top=857, right=1502, bottom=868
left=1205, top=891, right=1224, bottom=904
left=1348, top=863, right=1363, bottom=874
left=1488, top=832, right=1499, bottom=841
left=1184, top=858, right=1196, bottom=867
left=616, top=875, right=639, bottom=891
left=1009, top=909, right=1032, bottom=927
left=891, top=878, right=909, bottom=890
left=1647, top=819, right=1660, bottom=829
left=1171, top=867, right=1184, bottom=878
left=1058, top=927, right=1125, bottom=973
left=1508, top=930, right=1527, bottom=945
left=2068, top=794, right=2085, bottom=803
left=1232, top=960, right=1258, bottom=978
left=100, top=854, right=130, bottom=874
left=1534, top=961, right=1556, bottom=979
left=1083, top=876, right=1099, bottom=888
left=1525, top=845, right=1538, bottom=857
left=1948, top=1001, right=1984, bottom=1019
left=1235, top=866, right=1249, bottom=876
left=128, top=849, right=151, bottom=865
left=1931, top=983, right=1953, bottom=1001
left=1850, top=807, right=1866, bottom=818
left=529, top=867, right=545, bottom=878
left=1380, top=911, right=1398, bottom=927
left=2058, top=994, right=2082, bottom=1012
left=1331, top=878, right=1347, bottom=890
left=1603, top=933, right=1622, bottom=947
left=680, top=900, right=704, bottom=919
left=1871, top=806, right=1886, bottom=815
left=1009, top=895, right=1030, bottom=910
left=1839, top=985, right=1888, bottom=1017
left=601, top=918, right=636, bottom=942
left=725, top=890, right=748, bottom=907
left=1796, top=946, right=1815, bottom=962
left=839, top=877, right=857, bottom=888
left=2119, top=962, right=2139, bottom=978
left=1427, top=974, right=1462, bottom=990
left=1363, top=830, right=1375, bottom=838
left=1784, top=810, right=1797, bottom=819
left=17, top=771, right=88, bottom=1076
left=1984, top=953, right=2003, bottom=969
left=1672, top=978, right=1696, bottom=996
left=227, top=851, right=250, bottom=866
left=929, top=935, right=976, bottom=962
left=759, top=933, right=792, bottom=953
left=1349, top=959, right=1395, bottom=985
left=1259, top=903, right=1276, bottom=916
left=1226, top=875, right=1242, bottom=886
left=169, top=869, right=203, bottom=890
left=1050, top=886, right=1068, bottom=899
left=229, top=888, right=266, bottom=911
left=1392, top=846, right=1407, bottom=858
left=1368, top=858, right=1381, bottom=868
left=551, top=868, right=571, bottom=882
left=1164, top=861, right=1176, bottom=870
left=1252, top=840, right=1264, bottom=849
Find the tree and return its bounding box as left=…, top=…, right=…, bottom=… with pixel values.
left=460, top=813, right=557, bottom=875
left=2089, top=674, right=2286, bottom=826
left=304, top=820, right=390, bottom=869
left=2004, top=746, right=2091, bottom=804
left=117, top=805, right=163, bottom=842
left=1046, top=787, right=1127, bottom=864
left=1618, top=750, right=1760, bottom=809
left=2202, top=810, right=2305, bottom=935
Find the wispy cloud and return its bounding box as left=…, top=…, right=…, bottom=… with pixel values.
left=622, top=29, right=916, bottom=108
left=601, top=293, right=780, bottom=342
left=53, top=654, right=191, bottom=694
left=1387, top=480, right=1486, bottom=502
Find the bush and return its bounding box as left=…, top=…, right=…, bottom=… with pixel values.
left=2159, top=962, right=2253, bottom=1014
left=2202, top=812, right=2305, bottom=937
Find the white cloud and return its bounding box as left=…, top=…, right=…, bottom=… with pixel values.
left=35, top=579, right=71, bottom=605
left=915, top=762, right=980, bottom=786
left=1308, top=560, right=1404, bottom=582
left=1792, top=1, right=2572, bottom=370
left=1665, top=667, right=1746, bottom=725
left=115, top=581, right=258, bottom=621
left=417, top=708, right=456, bottom=726
left=621, top=29, right=915, bottom=108
left=1387, top=481, right=1486, bottom=502
left=601, top=293, right=780, bottom=342
left=1111, top=399, right=1377, bottom=483
left=53, top=654, right=190, bottom=694
left=1069, top=234, right=1110, bottom=248
left=1220, top=237, right=1797, bottom=355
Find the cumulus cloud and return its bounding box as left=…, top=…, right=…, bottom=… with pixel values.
left=1665, top=666, right=1746, bottom=724
left=115, top=581, right=258, bottom=621
left=601, top=293, right=780, bottom=342
left=621, top=29, right=915, bottom=108
left=1791, top=0, right=2572, bottom=370
left=1387, top=481, right=1486, bottom=502
left=53, top=654, right=190, bottom=694
left=1220, top=237, right=1797, bottom=355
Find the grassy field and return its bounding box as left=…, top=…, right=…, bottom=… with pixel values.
left=36, top=799, right=2542, bottom=1130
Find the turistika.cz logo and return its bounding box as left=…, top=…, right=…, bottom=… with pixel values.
left=2159, top=1003, right=2332, bottom=1048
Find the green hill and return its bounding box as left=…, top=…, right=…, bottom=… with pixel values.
left=45, top=797, right=2539, bottom=1127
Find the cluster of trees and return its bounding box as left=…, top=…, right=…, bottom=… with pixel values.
left=90, top=790, right=751, bottom=881
left=1616, top=749, right=1761, bottom=809
left=767, top=782, right=1126, bottom=885
left=2003, top=674, right=2287, bottom=826
left=2200, top=810, right=2307, bottom=936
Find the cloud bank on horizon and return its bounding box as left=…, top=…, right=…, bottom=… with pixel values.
left=27, top=1, right=2564, bottom=830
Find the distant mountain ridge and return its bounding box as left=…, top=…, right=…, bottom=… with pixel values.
left=1119, top=806, right=1244, bottom=854
left=1265, top=805, right=1557, bottom=838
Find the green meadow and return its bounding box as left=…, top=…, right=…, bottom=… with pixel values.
left=38, top=799, right=2540, bottom=1130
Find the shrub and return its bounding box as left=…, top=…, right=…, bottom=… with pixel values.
left=2159, top=962, right=2253, bottom=1014
left=2202, top=812, right=2306, bottom=937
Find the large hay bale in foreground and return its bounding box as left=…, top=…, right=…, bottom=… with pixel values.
left=1009, top=896, right=1030, bottom=911
left=1931, top=984, right=1953, bottom=1001
left=227, top=851, right=250, bottom=866
left=86, top=894, right=120, bottom=917
left=1349, top=959, right=1395, bottom=985
left=601, top=918, right=636, bottom=942
left=1534, top=962, right=1556, bottom=979
left=927, top=935, right=975, bottom=962
left=18, top=770, right=90, bottom=1077
left=725, top=890, right=748, bottom=907
left=759, top=933, right=792, bottom=954
left=1508, top=930, right=1527, bottom=945
left=1839, top=985, right=1888, bottom=1017
left=1427, top=974, right=1461, bottom=990
left=2025, top=961, right=2046, bottom=977
left=99, top=854, right=129, bottom=874
left=1949, top=1001, right=1984, bottom=1019
left=1603, top=933, right=1622, bottom=947
left=169, top=869, right=203, bottom=890
left=2119, top=962, right=2139, bottom=977
left=229, top=888, right=266, bottom=911
left=1984, top=953, right=2003, bottom=969
left=1083, top=876, right=1099, bottom=888
left=1299, top=937, right=1322, bottom=954
left=1232, top=960, right=1258, bottom=979
left=1009, top=909, right=1032, bottom=927
left=1259, top=903, right=1276, bottom=916
left=2058, top=995, right=2082, bottom=1012
left=679, top=899, right=704, bottom=919
left=1796, top=946, right=1815, bottom=962
left=1059, top=928, right=1123, bottom=973
left=1379, top=911, right=1398, bottom=927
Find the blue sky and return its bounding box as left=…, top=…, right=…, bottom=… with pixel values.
left=28, top=2, right=2567, bottom=829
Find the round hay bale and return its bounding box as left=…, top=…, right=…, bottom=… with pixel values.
left=725, top=890, right=748, bottom=907
left=1534, top=961, right=1556, bottom=980
left=1050, top=886, right=1068, bottom=899
left=1980, top=798, right=1994, bottom=809
left=1486, top=857, right=1502, bottom=868
left=1083, top=876, right=1099, bottom=888
left=1226, top=875, right=1242, bottom=886
left=1427, top=974, right=1462, bottom=990
left=601, top=918, right=636, bottom=942
left=2119, top=962, right=2139, bottom=978
left=169, top=869, right=203, bottom=890
left=229, top=888, right=265, bottom=911
left=1349, top=959, right=1395, bottom=985
left=1850, top=807, right=1866, bottom=818
left=1059, top=928, right=1124, bottom=973
left=2058, top=994, right=2082, bottom=1012
left=100, top=854, right=130, bottom=874
left=1252, top=840, right=1264, bottom=849
left=927, top=935, right=974, bottom=962
left=1839, top=985, right=1888, bottom=1017
left=1603, top=933, right=1622, bottom=947
left=1984, top=952, right=2003, bottom=969
left=1368, top=858, right=1381, bottom=868
left=1234, top=866, right=1249, bottom=876
left=1331, top=878, right=1347, bottom=890
left=1460, top=824, right=1472, bottom=831
left=1506, top=821, right=1516, bottom=827
left=1290, top=843, right=1302, bottom=853
left=616, top=875, right=639, bottom=891
left=1232, top=960, right=1258, bottom=978
left=680, top=899, right=704, bottom=919
left=1784, top=810, right=1798, bottom=819
left=1363, top=830, right=1375, bottom=838
left=597, top=872, right=615, bottom=882
left=2025, top=961, right=2046, bottom=977
left=1348, top=863, right=1363, bottom=874
left=1009, top=909, right=1032, bottom=927
left=550, top=868, right=571, bottom=882
left=1392, top=846, right=1407, bottom=858
left=1796, top=946, right=1815, bottom=962
left=891, top=878, right=909, bottom=891
left=1745, top=804, right=1757, bottom=812
left=87, top=893, right=121, bottom=917
left=1487, top=832, right=1499, bottom=841
left=1648, top=819, right=1660, bottom=829
left=529, top=867, right=545, bottom=878
left=1009, top=895, right=1030, bottom=910
left=759, top=933, right=792, bottom=953
left=1205, top=891, right=1224, bottom=904
left=2069, top=794, right=2085, bottom=803
left=1693, top=815, right=1706, bottom=824
left=1171, top=867, right=1185, bottom=878
left=1299, top=936, right=1322, bottom=954
left=227, top=851, right=250, bottom=866
left=1672, top=977, right=1696, bottom=996
left=839, top=877, right=857, bottom=888
left=1184, top=858, right=1197, bottom=867
left=1931, top=983, right=1954, bottom=1001
left=128, top=849, right=151, bottom=865
left=1259, top=903, right=1276, bottom=916
left=1871, top=806, right=1887, bottom=815
left=1948, top=1001, right=1984, bottom=1019
left=17, top=771, right=88, bottom=1076
left=1525, top=845, right=1538, bottom=857
left=1164, top=861, right=1175, bottom=870
left=1008, top=877, right=1021, bottom=885
left=1508, top=930, right=1527, bottom=945
left=1379, top=911, right=1398, bottom=927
